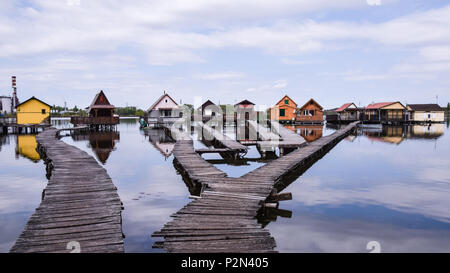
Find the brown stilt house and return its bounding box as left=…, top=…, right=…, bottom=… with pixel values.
left=295, top=98, right=324, bottom=124
left=71, top=90, right=119, bottom=127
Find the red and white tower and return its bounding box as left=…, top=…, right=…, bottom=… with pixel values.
left=12, top=76, right=19, bottom=111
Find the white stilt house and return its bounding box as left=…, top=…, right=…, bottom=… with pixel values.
left=146, top=92, right=182, bottom=125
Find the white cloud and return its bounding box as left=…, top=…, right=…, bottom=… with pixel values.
left=195, top=72, right=245, bottom=80
left=420, top=46, right=450, bottom=62
left=1, top=1, right=450, bottom=108
left=366, top=0, right=382, bottom=6
left=273, top=80, right=288, bottom=89
left=2, top=1, right=450, bottom=62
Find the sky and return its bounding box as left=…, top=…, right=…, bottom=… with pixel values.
left=0, top=0, right=450, bottom=110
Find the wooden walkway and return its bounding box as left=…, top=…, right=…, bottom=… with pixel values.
left=197, top=122, right=247, bottom=155
left=269, top=120, right=307, bottom=149
left=153, top=121, right=359, bottom=252
left=10, top=128, right=124, bottom=253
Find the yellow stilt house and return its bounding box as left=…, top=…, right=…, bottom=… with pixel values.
left=16, top=97, right=51, bottom=125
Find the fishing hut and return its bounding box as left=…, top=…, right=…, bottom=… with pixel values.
left=70, top=90, right=119, bottom=129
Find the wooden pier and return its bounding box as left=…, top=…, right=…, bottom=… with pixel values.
left=269, top=120, right=307, bottom=152
left=10, top=128, right=124, bottom=253
left=1, top=117, right=51, bottom=134
left=196, top=122, right=247, bottom=157
left=153, top=121, right=359, bottom=252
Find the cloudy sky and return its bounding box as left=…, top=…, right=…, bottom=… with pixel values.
left=1, top=0, right=450, bottom=110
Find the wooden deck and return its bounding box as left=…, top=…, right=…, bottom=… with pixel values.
left=10, top=128, right=124, bottom=253
left=70, top=116, right=119, bottom=126
left=197, top=122, right=247, bottom=155
left=269, top=120, right=307, bottom=149
left=153, top=121, right=359, bottom=253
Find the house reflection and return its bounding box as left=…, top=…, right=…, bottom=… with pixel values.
left=405, top=124, right=444, bottom=140
left=287, top=124, right=323, bottom=142
left=361, top=123, right=445, bottom=144
left=15, top=135, right=40, bottom=162
left=0, top=134, right=9, bottom=152
left=145, top=128, right=175, bottom=159
left=363, top=126, right=404, bottom=145
left=71, top=131, right=120, bottom=164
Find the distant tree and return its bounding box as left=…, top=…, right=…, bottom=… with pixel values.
left=183, top=104, right=194, bottom=111
left=447, top=102, right=450, bottom=111
left=73, top=105, right=79, bottom=112
left=135, top=109, right=146, bottom=117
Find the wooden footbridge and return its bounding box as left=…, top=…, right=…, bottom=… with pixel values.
left=246, top=120, right=307, bottom=156
left=195, top=122, right=247, bottom=157
left=152, top=121, right=359, bottom=253
left=10, top=128, right=124, bottom=253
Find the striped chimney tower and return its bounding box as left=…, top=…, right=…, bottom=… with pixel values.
left=12, top=76, right=19, bottom=111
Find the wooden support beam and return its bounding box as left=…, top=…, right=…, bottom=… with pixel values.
left=266, top=192, right=292, bottom=202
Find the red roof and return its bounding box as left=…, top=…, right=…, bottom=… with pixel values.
left=336, top=103, right=354, bottom=112
left=366, top=102, right=397, bottom=109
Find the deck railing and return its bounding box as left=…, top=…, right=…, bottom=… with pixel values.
left=70, top=116, right=119, bottom=125
left=0, top=117, right=16, bottom=124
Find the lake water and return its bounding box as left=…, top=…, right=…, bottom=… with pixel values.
left=0, top=118, right=449, bottom=252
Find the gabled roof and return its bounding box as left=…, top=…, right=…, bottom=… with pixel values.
left=336, top=103, right=357, bottom=112
left=16, top=96, right=51, bottom=108
left=148, top=93, right=178, bottom=112
left=235, top=99, right=255, bottom=106
left=299, top=98, right=323, bottom=110
left=87, top=90, right=115, bottom=112
left=198, top=99, right=216, bottom=110
left=366, top=102, right=405, bottom=110
left=275, top=95, right=297, bottom=107
left=407, top=104, right=444, bottom=112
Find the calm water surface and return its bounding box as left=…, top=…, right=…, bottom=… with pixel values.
left=0, top=118, right=449, bottom=252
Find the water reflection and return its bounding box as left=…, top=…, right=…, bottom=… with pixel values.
left=406, top=124, right=444, bottom=139
left=286, top=125, right=323, bottom=142
left=362, top=126, right=404, bottom=145
left=143, top=128, right=175, bottom=159
left=0, top=134, right=46, bottom=252
left=359, top=123, right=444, bottom=145
left=1, top=116, right=449, bottom=252
left=266, top=121, right=450, bottom=252
left=0, top=134, right=9, bottom=152
left=15, top=135, right=40, bottom=162
left=71, top=131, right=120, bottom=164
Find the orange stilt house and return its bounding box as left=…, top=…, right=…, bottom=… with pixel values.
left=296, top=98, right=324, bottom=124
left=270, top=95, right=297, bottom=123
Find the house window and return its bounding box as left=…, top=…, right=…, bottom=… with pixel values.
left=280, top=109, right=285, bottom=117
left=162, top=110, right=172, bottom=117
left=309, top=110, right=315, bottom=116
left=285, top=99, right=289, bottom=105
left=42, top=109, right=46, bottom=114
left=165, top=99, right=168, bottom=103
